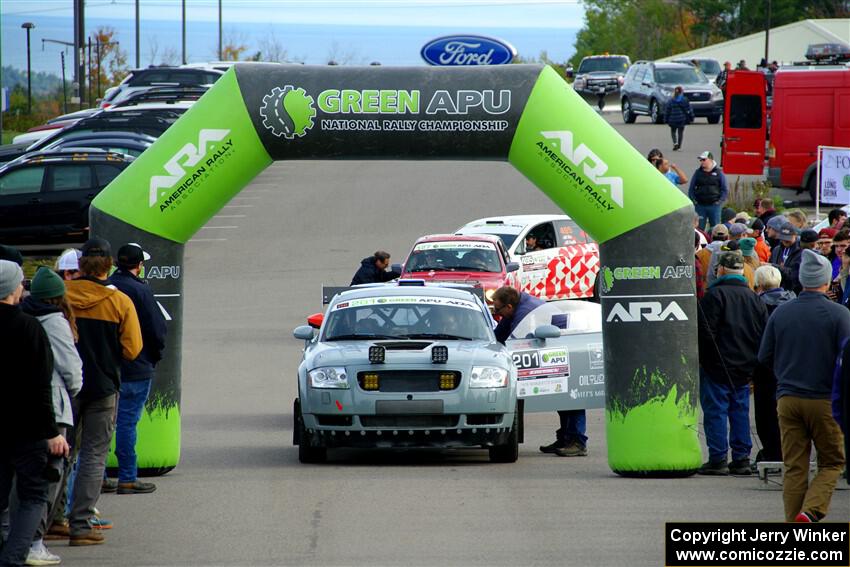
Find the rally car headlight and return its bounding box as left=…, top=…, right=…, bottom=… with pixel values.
left=484, top=289, right=496, bottom=302
left=308, top=367, right=349, bottom=389
left=470, top=366, right=509, bottom=388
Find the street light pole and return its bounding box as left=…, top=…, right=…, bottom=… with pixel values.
left=135, top=0, right=140, bottom=68
left=764, top=0, right=771, bottom=64
left=22, top=22, right=35, bottom=114
left=182, top=0, right=187, bottom=64
left=218, top=0, right=222, bottom=61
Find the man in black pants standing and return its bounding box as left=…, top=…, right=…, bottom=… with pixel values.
left=0, top=260, right=70, bottom=566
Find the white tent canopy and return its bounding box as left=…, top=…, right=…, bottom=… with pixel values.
left=660, top=19, right=849, bottom=67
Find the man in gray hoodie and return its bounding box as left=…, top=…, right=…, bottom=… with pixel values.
left=759, top=250, right=849, bottom=522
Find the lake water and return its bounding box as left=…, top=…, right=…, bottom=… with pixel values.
left=2, top=13, right=577, bottom=77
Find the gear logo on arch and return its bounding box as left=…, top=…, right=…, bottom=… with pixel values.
left=259, top=86, right=316, bottom=139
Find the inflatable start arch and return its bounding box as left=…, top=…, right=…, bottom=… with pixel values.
left=94, top=64, right=701, bottom=476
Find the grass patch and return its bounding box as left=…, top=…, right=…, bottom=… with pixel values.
left=23, top=257, right=56, bottom=279
left=1, top=130, right=23, bottom=145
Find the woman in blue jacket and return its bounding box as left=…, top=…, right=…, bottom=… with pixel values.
left=664, top=86, right=694, bottom=151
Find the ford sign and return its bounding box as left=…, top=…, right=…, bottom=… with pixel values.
left=421, top=35, right=517, bottom=66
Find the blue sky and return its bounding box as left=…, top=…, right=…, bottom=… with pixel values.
left=4, top=0, right=585, bottom=28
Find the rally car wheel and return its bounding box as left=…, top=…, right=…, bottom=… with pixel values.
left=295, top=401, right=327, bottom=464
left=489, top=409, right=519, bottom=463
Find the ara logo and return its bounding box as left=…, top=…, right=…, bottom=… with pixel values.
left=149, top=129, right=231, bottom=207
left=605, top=301, right=688, bottom=323
left=540, top=130, right=624, bottom=208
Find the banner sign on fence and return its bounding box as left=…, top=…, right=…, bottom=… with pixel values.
left=820, top=146, right=850, bottom=205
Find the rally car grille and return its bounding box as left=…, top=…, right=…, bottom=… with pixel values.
left=359, top=415, right=459, bottom=428
left=357, top=370, right=461, bottom=392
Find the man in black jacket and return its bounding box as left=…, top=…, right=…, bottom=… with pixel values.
left=107, top=243, right=167, bottom=496
left=351, top=251, right=400, bottom=285
left=688, top=151, right=728, bottom=231
left=769, top=222, right=803, bottom=293
left=697, top=250, right=768, bottom=476
left=0, top=260, right=69, bottom=566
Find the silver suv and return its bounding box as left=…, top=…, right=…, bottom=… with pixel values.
left=620, top=61, right=724, bottom=124
left=568, top=55, right=630, bottom=108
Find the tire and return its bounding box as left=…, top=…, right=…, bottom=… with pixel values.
left=489, top=408, right=519, bottom=463
left=622, top=99, right=636, bottom=123
left=650, top=99, right=663, bottom=124
left=707, top=115, right=721, bottom=124
left=295, top=402, right=326, bottom=464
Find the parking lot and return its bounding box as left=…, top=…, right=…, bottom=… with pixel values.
left=34, top=115, right=849, bottom=566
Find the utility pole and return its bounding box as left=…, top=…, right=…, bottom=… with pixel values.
left=96, top=37, right=101, bottom=101
left=75, top=0, right=85, bottom=108
left=218, top=0, right=223, bottom=61
left=764, top=0, right=771, bottom=64
left=135, top=0, right=141, bottom=68
left=87, top=38, right=92, bottom=107
left=182, top=0, right=187, bottom=64
left=22, top=22, right=35, bottom=114
left=61, top=51, right=68, bottom=114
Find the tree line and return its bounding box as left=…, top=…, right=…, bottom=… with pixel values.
left=570, top=0, right=849, bottom=67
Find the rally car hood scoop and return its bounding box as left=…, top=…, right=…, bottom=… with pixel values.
left=375, top=341, right=433, bottom=351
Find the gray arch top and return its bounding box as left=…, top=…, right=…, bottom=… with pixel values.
left=92, top=64, right=701, bottom=475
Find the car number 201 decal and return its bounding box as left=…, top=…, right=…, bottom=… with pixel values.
left=513, top=347, right=570, bottom=379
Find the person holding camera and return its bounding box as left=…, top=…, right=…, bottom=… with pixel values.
left=19, top=267, right=83, bottom=565
left=0, top=260, right=70, bottom=566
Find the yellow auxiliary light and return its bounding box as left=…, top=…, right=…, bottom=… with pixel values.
left=439, top=373, right=456, bottom=390
left=362, top=373, right=380, bottom=390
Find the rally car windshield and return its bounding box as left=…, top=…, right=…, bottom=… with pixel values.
left=323, top=297, right=491, bottom=341
left=406, top=242, right=502, bottom=273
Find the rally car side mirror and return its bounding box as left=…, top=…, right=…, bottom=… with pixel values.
left=534, top=325, right=561, bottom=340
left=293, top=325, right=315, bottom=341
left=506, top=262, right=520, bottom=273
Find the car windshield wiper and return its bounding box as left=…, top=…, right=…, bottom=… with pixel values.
left=416, top=266, right=455, bottom=272
left=325, top=333, right=398, bottom=341
left=399, top=333, right=473, bottom=341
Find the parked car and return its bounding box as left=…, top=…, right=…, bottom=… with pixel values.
left=39, top=131, right=156, bottom=158
left=671, top=57, right=723, bottom=83
left=568, top=54, right=631, bottom=109
left=0, top=149, right=134, bottom=242
left=394, top=234, right=520, bottom=308
left=292, top=281, right=520, bottom=463
left=620, top=61, right=724, bottom=124
left=455, top=215, right=599, bottom=301
left=100, top=66, right=223, bottom=108
left=0, top=103, right=191, bottom=164
left=112, top=85, right=209, bottom=108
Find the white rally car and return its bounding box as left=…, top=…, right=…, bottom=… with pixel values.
left=455, top=215, right=600, bottom=301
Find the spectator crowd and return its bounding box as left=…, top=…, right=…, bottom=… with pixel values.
left=653, top=145, right=848, bottom=524
left=0, top=238, right=166, bottom=566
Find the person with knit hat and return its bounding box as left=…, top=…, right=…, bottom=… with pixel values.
left=759, top=249, right=850, bottom=522
left=697, top=250, right=768, bottom=476
left=20, top=267, right=83, bottom=565
left=816, top=228, right=838, bottom=256
left=738, top=237, right=760, bottom=289
left=0, top=260, right=70, bottom=566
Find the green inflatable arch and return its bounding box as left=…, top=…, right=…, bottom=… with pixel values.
left=95, top=64, right=701, bottom=476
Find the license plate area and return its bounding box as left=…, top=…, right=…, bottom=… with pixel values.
left=375, top=400, right=444, bottom=414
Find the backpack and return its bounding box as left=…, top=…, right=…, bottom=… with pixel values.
left=832, top=335, right=850, bottom=435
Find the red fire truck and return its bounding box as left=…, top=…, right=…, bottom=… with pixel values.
left=722, top=44, right=850, bottom=202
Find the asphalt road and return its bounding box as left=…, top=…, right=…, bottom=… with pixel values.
left=51, top=115, right=847, bottom=567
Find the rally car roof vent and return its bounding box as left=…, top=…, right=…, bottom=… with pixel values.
left=376, top=341, right=433, bottom=351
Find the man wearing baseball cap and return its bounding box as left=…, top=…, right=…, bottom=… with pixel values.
left=55, top=249, right=82, bottom=281
left=698, top=250, right=767, bottom=475
left=688, top=151, right=728, bottom=232
left=749, top=218, right=771, bottom=262
left=64, top=238, right=142, bottom=545
left=816, top=228, right=838, bottom=256
left=106, top=243, right=166, bottom=495
left=769, top=222, right=803, bottom=293
left=759, top=249, right=849, bottom=521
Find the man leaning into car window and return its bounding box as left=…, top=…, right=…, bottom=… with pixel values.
left=351, top=251, right=400, bottom=285
left=492, top=286, right=590, bottom=458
